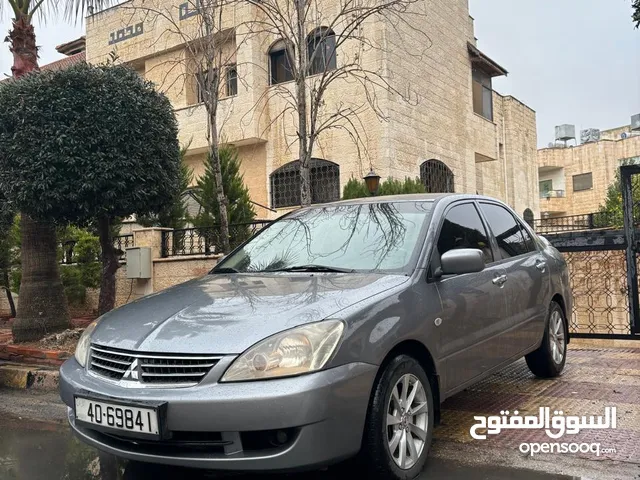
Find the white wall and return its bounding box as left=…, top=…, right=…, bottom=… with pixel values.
left=539, top=167, right=565, bottom=192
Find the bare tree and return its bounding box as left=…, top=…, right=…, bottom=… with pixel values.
left=245, top=0, right=429, bottom=206
left=122, top=0, right=250, bottom=253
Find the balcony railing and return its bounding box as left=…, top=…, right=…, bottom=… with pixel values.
left=161, top=221, right=272, bottom=257
left=540, top=189, right=566, bottom=199
left=533, top=212, right=619, bottom=235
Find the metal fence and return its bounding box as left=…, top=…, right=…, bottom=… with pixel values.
left=59, top=234, right=134, bottom=265
left=161, top=221, right=272, bottom=257
left=533, top=211, right=619, bottom=235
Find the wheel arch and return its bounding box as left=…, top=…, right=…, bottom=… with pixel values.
left=374, top=340, right=441, bottom=425
left=552, top=293, right=570, bottom=344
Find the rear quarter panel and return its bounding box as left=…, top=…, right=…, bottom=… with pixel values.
left=539, top=236, right=573, bottom=328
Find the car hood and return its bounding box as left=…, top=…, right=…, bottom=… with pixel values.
left=91, top=273, right=409, bottom=354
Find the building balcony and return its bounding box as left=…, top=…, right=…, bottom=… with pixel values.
left=471, top=113, right=498, bottom=162
left=539, top=195, right=569, bottom=216
left=538, top=149, right=568, bottom=169
left=540, top=189, right=565, bottom=199
left=175, top=100, right=265, bottom=152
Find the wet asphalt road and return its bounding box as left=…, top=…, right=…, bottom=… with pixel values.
left=0, top=414, right=578, bottom=480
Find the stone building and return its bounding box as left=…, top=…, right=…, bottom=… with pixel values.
left=538, top=118, right=640, bottom=218
left=84, top=0, right=538, bottom=219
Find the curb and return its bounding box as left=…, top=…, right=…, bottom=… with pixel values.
left=0, top=363, right=60, bottom=391
left=0, top=344, right=69, bottom=367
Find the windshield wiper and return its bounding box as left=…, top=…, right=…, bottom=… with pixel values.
left=266, top=265, right=355, bottom=273
left=211, top=267, right=239, bottom=274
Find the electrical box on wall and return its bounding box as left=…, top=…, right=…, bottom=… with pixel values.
left=126, top=247, right=152, bottom=279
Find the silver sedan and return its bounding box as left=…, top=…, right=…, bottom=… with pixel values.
left=60, top=194, right=571, bottom=480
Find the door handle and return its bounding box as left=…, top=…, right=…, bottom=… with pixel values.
left=492, top=274, right=507, bottom=286
left=535, top=260, right=547, bottom=272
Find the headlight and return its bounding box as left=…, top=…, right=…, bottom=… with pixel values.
left=75, top=320, right=98, bottom=367
left=221, top=320, right=344, bottom=382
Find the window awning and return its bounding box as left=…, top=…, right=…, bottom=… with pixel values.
left=468, top=42, right=508, bottom=77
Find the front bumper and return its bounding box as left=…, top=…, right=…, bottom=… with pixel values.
left=60, top=357, right=377, bottom=471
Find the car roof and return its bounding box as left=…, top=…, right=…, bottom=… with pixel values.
left=309, top=193, right=502, bottom=207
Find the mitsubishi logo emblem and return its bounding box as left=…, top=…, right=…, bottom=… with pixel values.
left=122, top=358, right=141, bottom=381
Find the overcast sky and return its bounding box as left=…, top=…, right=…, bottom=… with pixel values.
left=470, top=0, right=640, bottom=146
left=1, top=1, right=639, bottom=146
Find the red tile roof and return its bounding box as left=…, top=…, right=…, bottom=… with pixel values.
left=1, top=50, right=85, bottom=83
left=40, top=51, right=86, bottom=72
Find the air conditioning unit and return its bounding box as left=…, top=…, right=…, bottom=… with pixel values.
left=581, top=128, right=601, bottom=144
left=621, top=131, right=640, bottom=140
left=126, top=247, right=152, bottom=279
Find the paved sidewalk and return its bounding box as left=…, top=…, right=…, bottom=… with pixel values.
left=435, top=344, right=640, bottom=465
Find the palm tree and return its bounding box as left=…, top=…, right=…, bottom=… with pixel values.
left=2, top=0, right=111, bottom=341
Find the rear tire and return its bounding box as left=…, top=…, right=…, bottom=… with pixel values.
left=526, top=302, right=567, bottom=378
left=361, top=355, right=434, bottom=480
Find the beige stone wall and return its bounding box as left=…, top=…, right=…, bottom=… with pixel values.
left=538, top=135, right=640, bottom=216
left=86, top=0, right=538, bottom=216
left=382, top=0, right=476, bottom=192
left=0, top=266, right=147, bottom=318
left=380, top=0, right=538, bottom=215
left=154, top=256, right=218, bottom=291
left=500, top=96, right=539, bottom=217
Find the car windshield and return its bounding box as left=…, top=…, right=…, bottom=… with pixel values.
left=218, top=201, right=433, bottom=273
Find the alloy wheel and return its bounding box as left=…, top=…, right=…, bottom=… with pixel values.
left=386, top=373, right=429, bottom=470
left=549, top=310, right=566, bottom=364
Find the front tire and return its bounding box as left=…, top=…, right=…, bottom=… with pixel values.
left=361, top=355, right=434, bottom=480
left=526, top=301, right=567, bottom=378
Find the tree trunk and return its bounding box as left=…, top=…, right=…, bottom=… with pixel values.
left=205, top=103, right=231, bottom=254
left=98, top=217, right=119, bottom=316
left=12, top=217, right=69, bottom=341
left=9, top=15, right=70, bottom=341
left=295, top=0, right=311, bottom=207
left=2, top=271, right=16, bottom=318
left=8, top=15, right=39, bottom=78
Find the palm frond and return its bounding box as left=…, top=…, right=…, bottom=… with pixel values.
left=1, top=0, right=117, bottom=25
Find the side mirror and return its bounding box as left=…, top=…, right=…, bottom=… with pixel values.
left=440, top=249, right=485, bottom=276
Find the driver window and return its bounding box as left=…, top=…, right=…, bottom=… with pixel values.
left=436, top=203, right=494, bottom=264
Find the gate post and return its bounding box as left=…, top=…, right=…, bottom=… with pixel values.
left=621, top=165, right=640, bottom=335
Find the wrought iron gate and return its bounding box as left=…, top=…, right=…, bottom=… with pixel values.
left=537, top=164, right=640, bottom=339
left=620, top=164, right=640, bottom=337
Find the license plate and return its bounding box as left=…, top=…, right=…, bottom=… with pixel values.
left=74, top=397, right=160, bottom=436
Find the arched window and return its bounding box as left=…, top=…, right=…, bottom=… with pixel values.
left=269, top=40, right=293, bottom=85
left=420, top=159, right=455, bottom=193
left=270, top=159, right=340, bottom=208
left=307, top=27, right=336, bottom=75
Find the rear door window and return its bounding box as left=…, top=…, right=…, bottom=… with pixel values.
left=479, top=203, right=535, bottom=259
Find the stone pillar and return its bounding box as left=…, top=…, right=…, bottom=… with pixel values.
left=132, top=227, right=173, bottom=260
left=129, top=228, right=173, bottom=297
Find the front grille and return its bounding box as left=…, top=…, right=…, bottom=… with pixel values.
left=89, top=344, right=221, bottom=386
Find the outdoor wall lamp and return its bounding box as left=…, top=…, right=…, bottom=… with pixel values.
left=363, top=170, right=381, bottom=196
